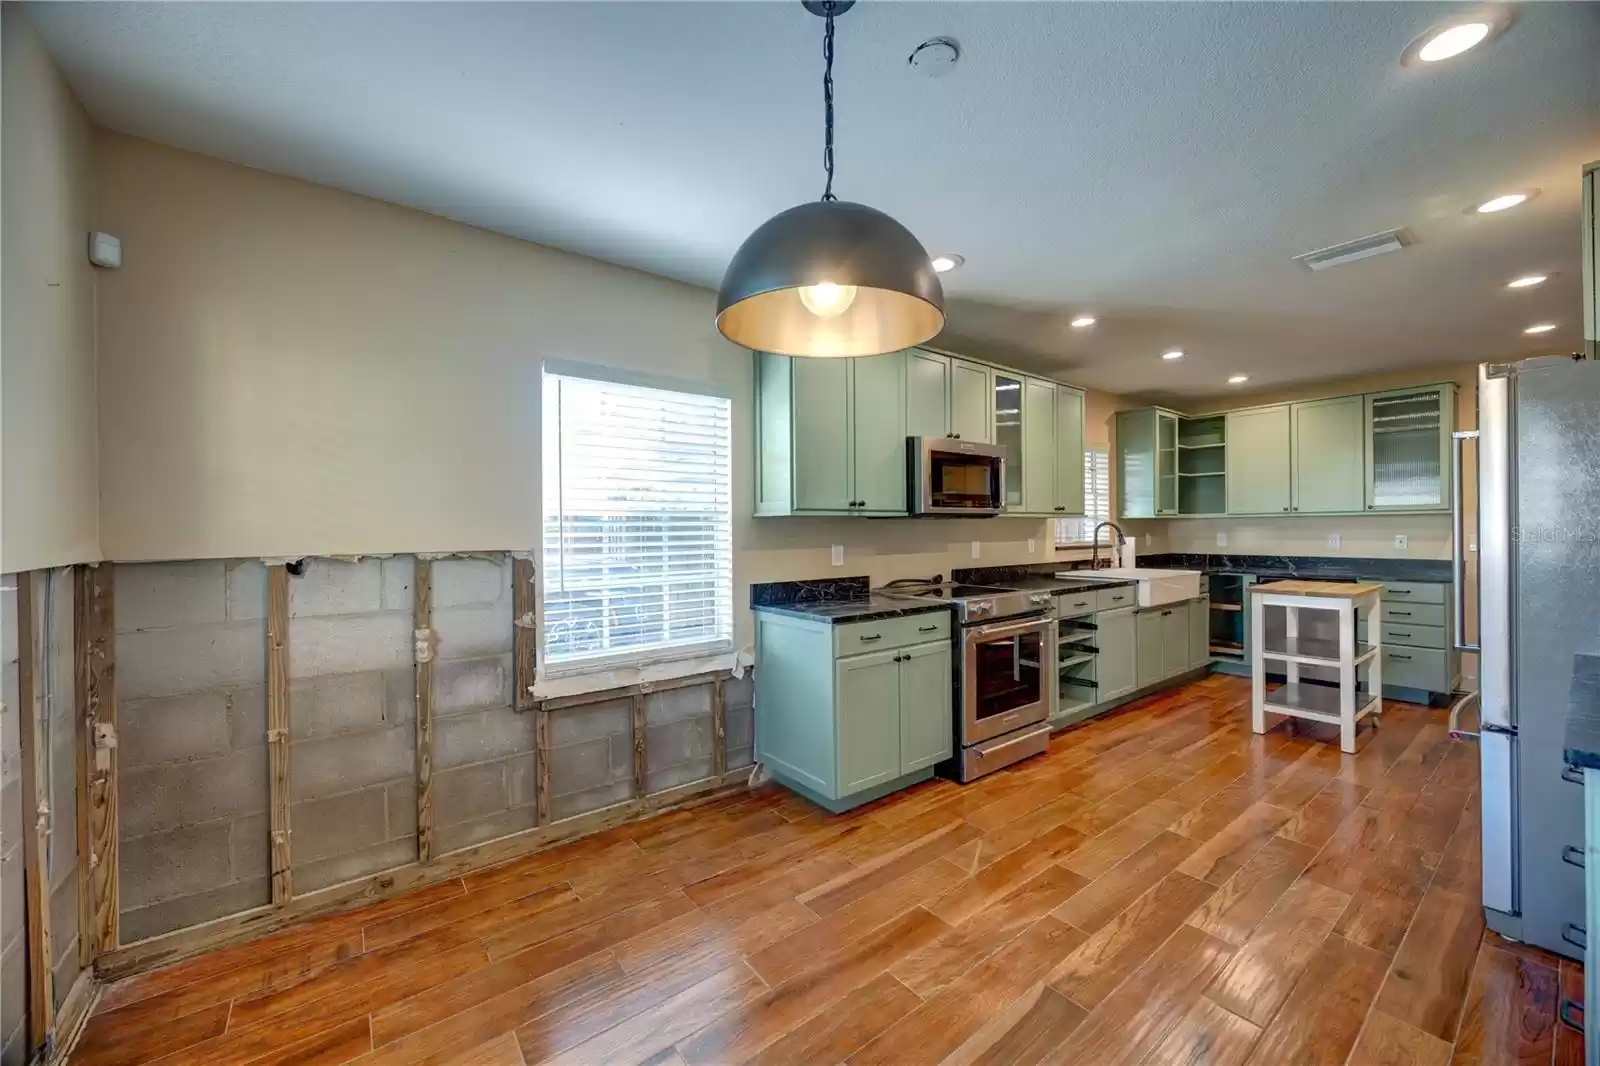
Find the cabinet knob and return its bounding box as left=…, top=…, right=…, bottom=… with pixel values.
left=951, top=433, right=961, bottom=440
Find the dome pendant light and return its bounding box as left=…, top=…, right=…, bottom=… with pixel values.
left=716, top=0, right=945, bottom=358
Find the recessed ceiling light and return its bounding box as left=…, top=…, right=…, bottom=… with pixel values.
left=1227, top=374, right=1249, bottom=385
left=1070, top=315, right=1097, bottom=329
left=1162, top=350, right=1185, bottom=361
left=1507, top=274, right=1548, bottom=289
left=1401, top=10, right=1513, bottom=67
left=930, top=254, right=964, bottom=273
left=1418, top=22, right=1491, bottom=61
left=1524, top=323, right=1557, bottom=334
left=1472, top=191, right=1537, bottom=214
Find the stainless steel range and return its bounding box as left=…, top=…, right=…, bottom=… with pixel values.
left=884, top=582, right=1055, bottom=781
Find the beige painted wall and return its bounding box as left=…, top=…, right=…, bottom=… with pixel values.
left=93, top=134, right=1121, bottom=648
left=1, top=7, right=100, bottom=572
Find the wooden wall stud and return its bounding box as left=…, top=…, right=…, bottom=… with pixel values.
left=266, top=565, right=292, bottom=904
left=413, top=559, right=435, bottom=863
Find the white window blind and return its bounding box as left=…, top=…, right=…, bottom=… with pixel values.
left=1056, top=447, right=1111, bottom=546
left=541, top=372, right=733, bottom=671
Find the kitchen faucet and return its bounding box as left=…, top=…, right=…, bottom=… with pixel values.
left=1090, top=521, right=1126, bottom=571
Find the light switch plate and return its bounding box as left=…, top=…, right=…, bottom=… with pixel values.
left=971, top=541, right=981, bottom=559
left=831, top=544, right=844, bottom=567
left=1216, top=532, right=1228, bottom=548
left=1394, top=534, right=1409, bottom=550
left=1027, top=538, right=1036, bottom=554
left=1326, top=533, right=1341, bottom=550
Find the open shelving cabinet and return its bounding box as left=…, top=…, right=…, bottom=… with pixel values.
left=1178, top=415, right=1227, bottom=516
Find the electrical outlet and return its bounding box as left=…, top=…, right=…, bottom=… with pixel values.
left=1216, top=532, right=1228, bottom=548
left=1326, top=533, right=1341, bottom=550
left=831, top=544, right=844, bottom=567
left=1394, top=534, right=1409, bottom=550
left=971, top=541, right=981, bottom=559
left=1027, top=538, right=1036, bottom=554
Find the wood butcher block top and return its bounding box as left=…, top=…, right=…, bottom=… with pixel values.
left=1250, top=579, right=1384, bottom=598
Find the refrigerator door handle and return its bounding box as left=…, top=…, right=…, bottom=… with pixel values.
left=1452, top=429, right=1480, bottom=653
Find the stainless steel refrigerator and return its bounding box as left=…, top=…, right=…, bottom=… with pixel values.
left=1465, top=356, right=1600, bottom=960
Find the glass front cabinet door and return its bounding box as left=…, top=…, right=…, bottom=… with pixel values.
left=994, top=372, right=1025, bottom=510
left=1365, top=384, right=1456, bottom=511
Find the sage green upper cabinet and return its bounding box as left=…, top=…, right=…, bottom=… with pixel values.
left=1365, top=384, right=1456, bottom=512
left=949, top=358, right=994, bottom=443
left=1022, top=378, right=1059, bottom=515
left=994, top=371, right=1025, bottom=509
left=1291, top=396, right=1365, bottom=514
left=1584, top=161, right=1597, bottom=359
left=787, top=355, right=852, bottom=512
left=1225, top=405, right=1292, bottom=515
left=905, top=349, right=952, bottom=439
left=1055, top=386, right=1086, bottom=516
left=851, top=354, right=908, bottom=513
left=1116, top=408, right=1182, bottom=519
left=835, top=649, right=903, bottom=794
left=753, top=351, right=905, bottom=516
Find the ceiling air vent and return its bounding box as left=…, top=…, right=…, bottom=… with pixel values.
left=1292, top=227, right=1414, bottom=271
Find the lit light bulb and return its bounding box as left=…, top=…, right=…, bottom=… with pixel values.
left=798, top=282, right=858, bottom=318
left=1417, top=22, right=1491, bottom=62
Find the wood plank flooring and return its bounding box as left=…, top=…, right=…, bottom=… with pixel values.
left=73, top=675, right=1583, bottom=1066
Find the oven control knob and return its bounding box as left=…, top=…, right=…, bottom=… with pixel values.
left=1030, top=593, right=1050, bottom=605
left=970, top=601, right=992, bottom=615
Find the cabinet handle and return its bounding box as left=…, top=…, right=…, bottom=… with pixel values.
left=918, top=624, right=939, bottom=632
left=1562, top=922, right=1586, bottom=950
left=1390, top=589, right=1412, bottom=595
left=1562, top=845, right=1586, bottom=869
left=1563, top=765, right=1585, bottom=785
left=1391, top=610, right=1412, bottom=617
left=951, top=433, right=961, bottom=440
left=1389, top=653, right=1412, bottom=661
left=1282, top=507, right=1289, bottom=511
left=858, top=634, right=883, bottom=642
left=1559, top=1001, right=1584, bottom=1034
left=893, top=654, right=908, bottom=662
left=1390, top=630, right=1412, bottom=638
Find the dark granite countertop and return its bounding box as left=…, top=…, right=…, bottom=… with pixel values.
left=988, top=574, right=1138, bottom=595
left=1139, top=553, right=1454, bottom=584
left=1563, top=652, right=1600, bottom=770
left=751, top=595, right=953, bottom=624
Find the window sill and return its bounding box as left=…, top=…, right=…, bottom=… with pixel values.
left=532, top=643, right=739, bottom=702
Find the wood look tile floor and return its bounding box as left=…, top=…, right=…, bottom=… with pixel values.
left=75, top=676, right=1581, bottom=1066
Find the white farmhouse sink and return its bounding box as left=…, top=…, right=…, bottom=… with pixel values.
left=1066, top=568, right=1203, bottom=608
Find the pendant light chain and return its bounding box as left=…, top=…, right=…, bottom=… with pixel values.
left=821, top=3, right=837, bottom=202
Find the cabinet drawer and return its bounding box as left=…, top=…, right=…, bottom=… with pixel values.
left=1381, top=602, right=1445, bottom=628
left=1097, top=586, right=1138, bottom=611
left=1359, top=620, right=1447, bottom=649
left=1055, top=590, right=1099, bottom=617
left=835, top=613, right=950, bottom=656
left=1380, top=581, right=1447, bottom=605
left=1381, top=645, right=1449, bottom=691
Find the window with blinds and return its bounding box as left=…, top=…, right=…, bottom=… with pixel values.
left=541, top=372, right=734, bottom=671
left=1056, top=446, right=1112, bottom=546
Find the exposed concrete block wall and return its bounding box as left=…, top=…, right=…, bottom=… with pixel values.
left=430, top=556, right=535, bottom=854
left=286, top=558, right=417, bottom=892
left=547, top=697, right=635, bottom=821
left=643, top=687, right=713, bottom=794
left=116, top=561, right=271, bottom=942
left=1, top=580, right=27, bottom=1066
left=725, top=673, right=754, bottom=771
left=43, top=569, right=81, bottom=1007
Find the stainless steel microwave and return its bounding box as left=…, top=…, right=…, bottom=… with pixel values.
left=908, top=437, right=1006, bottom=516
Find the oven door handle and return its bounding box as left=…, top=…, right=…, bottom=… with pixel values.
left=966, top=617, right=1051, bottom=642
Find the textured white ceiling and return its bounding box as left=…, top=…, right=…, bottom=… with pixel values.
left=26, top=1, right=1600, bottom=398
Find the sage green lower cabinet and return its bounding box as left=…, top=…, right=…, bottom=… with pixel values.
left=1160, top=606, right=1188, bottom=673
left=754, top=611, right=954, bottom=812
left=836, top=649, right=904, bottom=793
left=1226, top=405, right=1292, bottom=515
left=1291, top=396, right=1366, bottom=514
left=1136, top=609, right=1165, bottom=689
left=1189, top=596, right=1211, bottom=669
left=1096, top=607, right=1137, bottom=701
left=899, top=641, right=955, bottom=772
